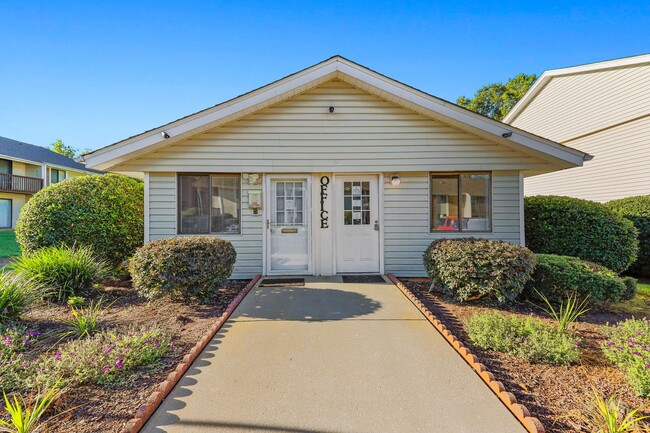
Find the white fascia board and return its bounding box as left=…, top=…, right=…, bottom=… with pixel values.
left=504, top=53, right=650, bottom=124
left=86, top=56, right=587, bottom=171
left=337, top=63, right=586, bottom=167
left=85, top=61, right=340, bottom=170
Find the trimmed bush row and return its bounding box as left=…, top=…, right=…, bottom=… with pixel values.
left=16, top=174, right=144, bottom=266
left=524, top=254, right=637, bottom=305
left=524, top=195, right=638, bottom=273
left=607, top=195, right=650, bottom=277
left=423, top=238, right=536, bottom=303
left=129, top=236, right=237, bottom=301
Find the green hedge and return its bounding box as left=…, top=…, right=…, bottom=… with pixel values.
left=524, top=254, right=636, bottom=304
left=607, top=195, right=650, bottom=277
left=129, top=236, right=236, bottom=301
left=524, top=195, right=638, bottom=273
left=16, top=174, right=143, bottom=266
left=423, top=238, right=536, bottom=303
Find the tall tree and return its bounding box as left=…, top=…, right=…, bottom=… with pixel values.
left=457, top=73, right=537, bottom=121
left=48, top=139, right=78, bottom=158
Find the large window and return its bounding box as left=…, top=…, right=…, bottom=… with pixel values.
left=431, top=173, right=491, bottom=232
left=0, top=159, right=12, bottom=175
left=178, top=174, right=241, bottom=234
left=0, top=199, right=11, bottom=228
left=51, top=169, right=66, bottom=184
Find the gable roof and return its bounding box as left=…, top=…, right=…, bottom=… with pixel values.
left=504, top=53, right=650, bottom=126
left=82, top=56, right=591, bottom=171
left=0, top=136, right=102, bottom=174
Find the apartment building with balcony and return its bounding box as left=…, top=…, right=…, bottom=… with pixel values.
left=0, top=136, right=102, bottom=229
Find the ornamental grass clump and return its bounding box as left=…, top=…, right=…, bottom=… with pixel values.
left=466, top=311, right=581, bottom=364
left=0, top=383, right=63, bottom=433
left=0, top=272, right=45, bottom=320
left=602, top=318, right=650, bottom=397
left=577, top=388, right=649, bottom=433
left=12, top=245, right=110, bottom=303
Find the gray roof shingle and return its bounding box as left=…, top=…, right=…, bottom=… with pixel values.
left=0, top=136, right=102, bottom=174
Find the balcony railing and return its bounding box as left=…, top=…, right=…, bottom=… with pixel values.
left=0, top=173, right=43, bottom=194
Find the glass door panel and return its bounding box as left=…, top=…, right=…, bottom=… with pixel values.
left=269, top=179, right=309, bottom=273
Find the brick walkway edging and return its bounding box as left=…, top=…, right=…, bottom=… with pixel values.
left=386, top=273, right=545, bottom=433
left=121, top=274, right=263, bottom=433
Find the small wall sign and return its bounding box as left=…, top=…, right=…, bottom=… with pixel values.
left=320, top=176, right=330, bottom=228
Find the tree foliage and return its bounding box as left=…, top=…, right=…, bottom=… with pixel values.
left=457, top=73, right=537, bottom=121
left=48, top=139, right=78, bottom=158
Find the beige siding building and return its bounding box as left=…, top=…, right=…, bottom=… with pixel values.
left=0, top=136, right=102, bottom=229
left=84, top=56, right=589, bottom=278
left=505, top=54, right=650, bottom=202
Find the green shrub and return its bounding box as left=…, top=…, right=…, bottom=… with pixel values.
left=129, top=236, right=236, bottom=302
left=466, top=311, right=580, bottom=364
left=16, top=174, right=144, bottom=266
left=525, top=195, right=638, bottom=273
left=422, top=238, right=536, bottom=303
left=602, top=318, right=650, bottom=397
left=0, top=272, right=45, bottom=319
left=60, top=298, right=106, bottom=339
left=525, top=254, right=632, bottom=305
left=607, top=195, right=650, bottom=277
left=12, top=246, right=110, bottom=302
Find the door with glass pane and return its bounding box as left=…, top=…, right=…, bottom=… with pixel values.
left=268, top=178, right=310, bottom=273
left=335, top=176, right=380, bottom=273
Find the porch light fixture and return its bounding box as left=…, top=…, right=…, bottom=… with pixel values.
left=390, top=175, right=400, bottom=186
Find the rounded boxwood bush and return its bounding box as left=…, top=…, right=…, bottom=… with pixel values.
left=129, top=236, right=237, bottom=301
left=524, top=195, right=637, bottom=273
left=423, top=238, right=536, bottom=303
left=607, top=195, right=650, bottom=277
left=524, top=254, right=636, bottom=304
left=16, top=174, right=143, bottom=266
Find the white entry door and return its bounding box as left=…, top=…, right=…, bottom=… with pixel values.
left=267, top=177, right=311, bottom=274
left=335, top=176, right=380, bottom=273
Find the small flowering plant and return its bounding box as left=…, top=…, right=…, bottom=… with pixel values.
left=0, top=322, right=41, bottom=359
left=602, top=318, right=650, bottom=396
left=31, top=325, right=171, bottom=388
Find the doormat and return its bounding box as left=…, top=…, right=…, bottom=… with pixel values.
left=342, top=275, right=386, bottom=284
left=259, top=278, right=305, bottom=287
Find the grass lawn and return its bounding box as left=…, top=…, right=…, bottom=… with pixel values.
left=609, top=280, right=650, bottom=315
left=0, top=230, right=20, bottom=257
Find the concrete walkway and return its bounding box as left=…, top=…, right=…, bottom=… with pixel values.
left=143, top=277, right=526, bottom=433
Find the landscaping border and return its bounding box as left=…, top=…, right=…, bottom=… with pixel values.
left=386, top=273, right=544, bottom=433
left=121, top=274, right=262, bottom=433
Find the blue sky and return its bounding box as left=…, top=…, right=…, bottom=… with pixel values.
left=1, top=1, right=649, bottom=152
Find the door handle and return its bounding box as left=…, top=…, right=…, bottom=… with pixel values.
left=374, top=220, right=380, bottom=231
left=266, top=219, right=270, bottom=229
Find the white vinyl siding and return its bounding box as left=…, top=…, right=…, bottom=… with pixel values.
left=525, top=115, right=650, bottom=202
left=148, top=172, right=263, bottom=278
left=384, top=171, right=521, bottom=277
left=115, top=80, right=552, bottom=174
left=511, top=63, right=650, bottom=143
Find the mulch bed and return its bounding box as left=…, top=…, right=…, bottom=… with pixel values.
left=400, top=278, right=649, bottom=433
left=14, top=278, right=250, bottom=433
